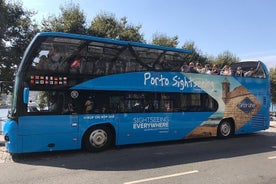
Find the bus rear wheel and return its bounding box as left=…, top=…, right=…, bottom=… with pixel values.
left=83, top=125, right=113, bottom=152
left=217, top=120, right=233, bottom=138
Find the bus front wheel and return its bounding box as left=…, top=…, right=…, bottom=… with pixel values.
left=217, top=120, right=233, bottom=138
left=83, top=125, right=113, bottom=152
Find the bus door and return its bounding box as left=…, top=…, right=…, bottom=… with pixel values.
left=18, top=90, right=80, bottom=153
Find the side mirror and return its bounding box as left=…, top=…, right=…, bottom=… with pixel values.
left=23, top=87, right=29, bottom=104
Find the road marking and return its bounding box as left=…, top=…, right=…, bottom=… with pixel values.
left=268, top=156, right=276, bottom=159
left=124, top=170, right=199, bottom=184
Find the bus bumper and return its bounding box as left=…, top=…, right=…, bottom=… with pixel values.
left=3, top=119, right=20, bottom=154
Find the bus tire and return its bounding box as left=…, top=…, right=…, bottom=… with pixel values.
left=83, top=125, right=113, bottom=152
left=217, top=120, right=233, bottom=138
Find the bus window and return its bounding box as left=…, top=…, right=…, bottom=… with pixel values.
left=27, top=90, right=67, bottom=114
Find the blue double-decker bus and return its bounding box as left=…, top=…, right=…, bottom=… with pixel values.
left=3, top=32, right=270, bottom=153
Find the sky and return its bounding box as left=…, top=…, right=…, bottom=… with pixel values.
left=20, top=0, right=276, bottom=68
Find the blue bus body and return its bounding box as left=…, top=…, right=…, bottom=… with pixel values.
left=3, top=32, right=270, bottom=153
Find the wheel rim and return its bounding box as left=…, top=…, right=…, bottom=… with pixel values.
left=220, top=122, right=231, bottom=137
left=89, top=129, right=108, bottom=148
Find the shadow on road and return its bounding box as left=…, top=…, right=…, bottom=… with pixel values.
left=10, top=131, right=276, bottom=171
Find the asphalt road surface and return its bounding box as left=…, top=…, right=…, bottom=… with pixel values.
left=0, top=122, right=275, bottom=184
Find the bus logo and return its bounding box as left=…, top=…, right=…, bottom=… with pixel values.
left=70, top=90, right=79, bottom=99
left=237, top=97, right=256, bottom=114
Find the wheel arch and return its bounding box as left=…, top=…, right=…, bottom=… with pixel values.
left=217, top=117, right=236, bottom=137
left=81, top=122, right=116, bottom=150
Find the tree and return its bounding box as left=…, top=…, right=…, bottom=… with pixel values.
left=88, top=12, right=144, bottom=42
left=41, top=2, right=87, bottom=34
left=38, top=91, right=48, bottom=110
left=214, top=50, right=240, bottom=68
left=182, top=41, right=208, bottom=65
left=88, top=12, right=119, bottom=39
left=151, top=32, right=178, bottom=47
left=270, top=67, right=276, bottom=109
left=117, top=17, right=144, bottom=42
left=0, top=0, right=38, bottom=90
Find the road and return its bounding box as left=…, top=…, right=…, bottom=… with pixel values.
left=0, top=122, right=275, bottom=184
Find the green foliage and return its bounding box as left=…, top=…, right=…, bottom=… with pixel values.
left=0, top=81, right=13, bottom=94
left=88, top=12, right=119, bottom=38
left=214, top=50, right=240, bottom=68
left=0, top=93, right=4, bottom=106
left=182, top=41, right=208, bottom=65
left=151, top=33, right=178, bottom=47
left=38, top=91, right=48, bottom=110
left=88, top=13, right=144, bottom=42
left=0, top=0, right=38, bottom=86
left=117, top=17, right=144, bottom=42
left=41, top=2, right=86, bottom=34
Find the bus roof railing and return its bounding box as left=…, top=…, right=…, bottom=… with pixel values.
left=36, top=32, right=193, bottom=54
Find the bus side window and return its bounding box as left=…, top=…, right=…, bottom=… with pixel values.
left=80, top=57, right=94, bottom=74
left=112, top=60, right=125, bottom=74
left=94, top=59, right=106, bottom=75
left=160, top=94, right=173, bottom=112
left=35, top=55, right=48, bottom=70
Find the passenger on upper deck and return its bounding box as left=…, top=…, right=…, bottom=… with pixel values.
left=235, top=67, right=244, bottom=77
left=47, top=46, right=63, bottom=72
left=244, top=68, right=256, bottom=77
left=211, top=65, right=219, bottom=75
left=196, top=63, right=204, bottom=73
left=202, top=64, right=211, bottom=74
left=70, top=54, right=82, bottom=73
left=221, top=65, right=232, bottom=76
left=187, top=62, right=198, bottom=73
left=35, top=55, right=47, bottom=70
left=180, top=62, right=189, bottom=72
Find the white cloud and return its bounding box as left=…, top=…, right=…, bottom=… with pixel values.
left=258, top=55, right=276, bottom=69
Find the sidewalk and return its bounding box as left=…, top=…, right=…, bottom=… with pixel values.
left=270, top=121, right=276, bottom=130
left=0, top=134, right=12, bottom=163
left=0, top=133, right=4, bottom=146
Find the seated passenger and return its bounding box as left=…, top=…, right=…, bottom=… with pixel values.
left=180, top=62, right=189, bottom=72
left=202, top=64, right=211, bottom=74
left=235, top=67, right=244, bottom=77
left=221, top=65, right=232, bottom=76
left=35, top=55, right=48, bottom=70
left=49, top=97, right=58, bottom=112
left=70, top=55, right=81, bottom=73
left=47, top=46, right=63, bottom=72
left=245, top=68, right=256, bottom=77
left=196, top=63, right=204, bottom=73
left=132, top=101, right=142, bottom=112
left=85, top=96, right=94, bottom=113
left=187, top=62, right=198, bottom=73
left=211, top=65, right=219, bottom=75
left=80, top=58, right=94, bottom=74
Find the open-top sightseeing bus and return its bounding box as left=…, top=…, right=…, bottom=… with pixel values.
left=3, top=32, right=270, bottom=153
